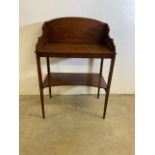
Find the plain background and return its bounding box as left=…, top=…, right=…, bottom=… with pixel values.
left=19, top=0, right=135, bottom=95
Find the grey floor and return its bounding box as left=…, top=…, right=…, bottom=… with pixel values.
left=20, top=95, right=134, bottom=155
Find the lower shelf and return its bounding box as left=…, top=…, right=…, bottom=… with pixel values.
left=43, top=73, right=107, bottom=89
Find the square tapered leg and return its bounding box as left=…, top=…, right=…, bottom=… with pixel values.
left=103, top=56, right=115, bottom=119
left=36, top=55, right=45, bottom=118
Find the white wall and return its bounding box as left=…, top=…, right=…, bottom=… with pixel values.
left=19, top=0, right=135, bottom=95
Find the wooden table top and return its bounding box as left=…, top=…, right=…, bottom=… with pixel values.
left=36, top=42, right=114, bottom=58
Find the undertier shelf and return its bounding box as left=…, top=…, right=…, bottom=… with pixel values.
left=43, top=73, right=107, bottom=89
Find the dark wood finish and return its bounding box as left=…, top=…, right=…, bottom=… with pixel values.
left=36, top=56, right=45, bottom=118
left=97, top=58, right=104, bottom=98
left=46, top=57, right=52, bottom=98
left=35, top=17, right=116, bottom=119
left=43, top=73, right=107, bottom=89
left=35, top=17, right=116, bottom=58
left=39, top=17, right=112, bottom=44
left=36, top=42, right=114, bottom=58
left=103, top=56, right=116, bottom=119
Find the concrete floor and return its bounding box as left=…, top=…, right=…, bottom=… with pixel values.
left=20, top=95, right=134, bottom=155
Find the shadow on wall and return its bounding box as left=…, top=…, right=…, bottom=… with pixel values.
left=19, top=22, right=97, bottom=95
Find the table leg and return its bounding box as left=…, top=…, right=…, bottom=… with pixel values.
left=36, top=55, right=45, bottom=118
left=97, top=58, right=104, bottom=98
left=46, top=57, right=52, bottom=98
left=103, top=56, right=115, bottom=119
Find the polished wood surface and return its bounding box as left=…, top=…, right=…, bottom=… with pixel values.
left=37, top=42, right=114, bottom=58
left=35, top=17, right=116, bottom=119
left=43, top=73, right=107, bottom=89
left=35, top=17, right=116, bottom=57
left=39, top=17, right=111, bottom=43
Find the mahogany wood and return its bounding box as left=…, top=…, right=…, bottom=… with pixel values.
left=35, top=17, right=116, bottom=119
left=103, top=56, right=116, bottom=118
left=97, top=58, right=104, bottom=98
left=43, top=73, right=107, bottom=89
left=46, top=57, right=52, bottom=98
left=39, top=17, right=113, bottom=44
left=36, top=55, right=45, bottom=118
left=36, top=42, right=114, bottom=58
